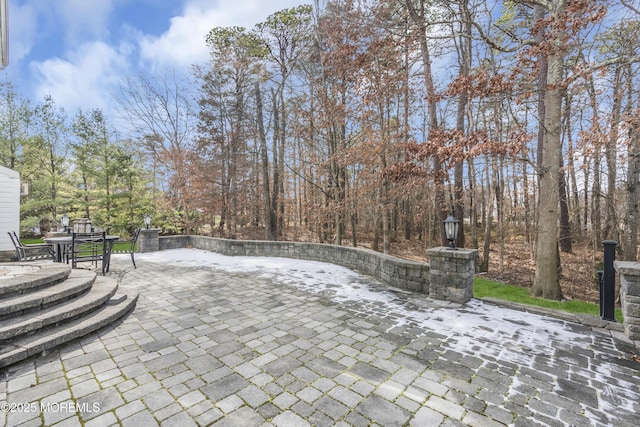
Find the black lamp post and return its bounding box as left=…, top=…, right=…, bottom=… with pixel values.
left=144, top=213, right=151, bottom=229
left=61, top=213, right=70, bottom=234
left=444, top=215, right=460, bottom=250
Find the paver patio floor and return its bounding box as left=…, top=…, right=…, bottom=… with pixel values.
left=1, top=249, right=639, bottom=426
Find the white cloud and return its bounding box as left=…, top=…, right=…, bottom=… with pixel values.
left=14, top=0, right=304, bottom=115
left=8, top=0, right=38, bottom=64
left=139, top=0, right=304, bottom=70
left=53, top=0, right=114, bottom=45
left=30, top=41, right=131, bottom=113
left=10, top=0, right=114, bottom=61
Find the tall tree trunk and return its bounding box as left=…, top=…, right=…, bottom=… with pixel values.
left=270, top=89, right=281, bottom=239
left=523, top=157, right=532, bottom=245
left=469, top=158, right=479, bottom=250
left=605, top=66, right=622, bottom=244
left=372, top=196, right=380, bottom=252
left=479, top=155, right=493, bottom=272
left=453, top=0, right=471, bottom=249
left=592, top=148, right=602, bottom=245
left=351, top=210, right=357, bottom=248
left=403, top=200, right=412, bottom=241
left=559, top=95, right=572, bottom=253
left=497, top=156, right=505, bottom=271
left=276, top=84, right=287, bottom=237
left=559, top=155, right=572, bottom=253
left=583, top=157, right=591, bottom=234
left=531, top=0, right=566, bottom=301
left=405, top=0, right=447, bottom=245
left=380, top=140, right=390, bottom=254
left=253, top=148, right=260, bottom=227
left=382, top=204, right=391, bottom=253
left=586, top=71, right=603, bottom=245
left=625, top=68, right=640, bottom=261
left=534, top=5, right=548, bottom=177
left=565, top=94, right=581, bottom=232
left=402, top=24, right=412, bottom=243
left=626, top=124, right=640, bottom=261
left=255, top=82, right=274, bottom=240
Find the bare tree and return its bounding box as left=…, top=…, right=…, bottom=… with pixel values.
left=116, top=71, right=197, bottom=234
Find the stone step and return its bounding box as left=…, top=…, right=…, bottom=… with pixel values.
left=0, top=276, right=119, bottom=340
left=0, top=269, right=96, bottom=319
left=0, top=262, right=71, bottom=297
left=0, top=286, right=139, bottom=368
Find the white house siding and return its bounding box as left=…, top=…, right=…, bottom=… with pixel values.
left=0, top=165, right=20, bottom=252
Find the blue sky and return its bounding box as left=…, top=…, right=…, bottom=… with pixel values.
left=3, top=0, right=303, bottom=115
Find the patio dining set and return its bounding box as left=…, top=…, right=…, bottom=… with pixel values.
left=7, top=226, right=140, bottom=275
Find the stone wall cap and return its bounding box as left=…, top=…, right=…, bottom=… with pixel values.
left=615, top=260, right=640, bottom=275
left=426, top=247, right=478, bottom=259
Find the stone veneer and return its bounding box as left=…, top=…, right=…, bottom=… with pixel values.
left=160, top=235, right=430, bottom=294
left=138, top=228, right=160, bottom=253
left=1, top=234, right=478, bottom=303
left=0, top=250, right=14, bottom=262
left=0, top=247, right=50, bottom=262
left=614, top=261, right=640, bottom=340
left=426, top=247, right=478, bottom=304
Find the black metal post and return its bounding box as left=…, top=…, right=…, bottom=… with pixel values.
left=601, top=240, right=617, bottom=322
left=597, top=270, right=604, bottom=318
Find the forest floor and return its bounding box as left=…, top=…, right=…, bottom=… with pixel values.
left=388, top=236, right=603, bottom=304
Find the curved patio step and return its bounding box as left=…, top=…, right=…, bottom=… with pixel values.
left=0, top=262, right=71, bottom=297
left=0, top=276, right=119, bottom=340
left=0, top=286, right=138, bottom=368
left=0, top=269, right=96, bottom=319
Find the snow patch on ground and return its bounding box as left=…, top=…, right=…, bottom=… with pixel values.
left=128, top=248, right=618, bottom=366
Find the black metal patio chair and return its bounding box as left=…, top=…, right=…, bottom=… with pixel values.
left=70, top=231, right=109, bottom=275
left=110, top=228, right=140, bottom=269
left=7, top=231, right=54, bottom=261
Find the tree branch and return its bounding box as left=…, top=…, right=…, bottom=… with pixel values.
left=568, top=55, right=640, bottom=85
left=285, top=161, right=330, bottom=198
left=468, top=20, right=510, bottom=52
left=515, top=0, right=552, bottom=9
left=621, top=0, right=640, bottom=15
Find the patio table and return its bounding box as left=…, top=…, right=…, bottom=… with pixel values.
left=44, top=235, right=119, bottom=269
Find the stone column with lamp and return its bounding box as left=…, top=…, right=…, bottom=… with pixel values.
left=138, top=214, right=159, bottom=253
left=426, top=215, right=477, bottom=304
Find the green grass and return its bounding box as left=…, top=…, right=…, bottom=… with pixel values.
left=474, top=276, right=623, bottom=322
left=112, top=242, right=137, bottom=252
left=22, top=238, right=135, bottom=252
left=21, top=238, right=45, bottom=244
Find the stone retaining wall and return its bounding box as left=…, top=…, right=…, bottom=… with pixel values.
left=159, top=235, right=190, bottom=251
left=0, top=247, right=51, bottom=262
left=0, top=250, right=14, bottom=262
left=160, top=235, right=430, bottom=294
left=614, top=261, right=640, bottom=340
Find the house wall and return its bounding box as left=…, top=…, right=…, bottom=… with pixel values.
left=0, top=166, right=20, bottom=254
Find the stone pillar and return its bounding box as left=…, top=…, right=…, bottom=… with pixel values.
left=138, top=228, right=160, bottom=253
left=614, top=261, right=640, bottom=340
left=426, top=247, right=477, bottom=304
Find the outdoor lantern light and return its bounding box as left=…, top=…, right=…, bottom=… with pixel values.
left=444, top=215, right=460, bottom=250
left=144, top=213, right=151, bottom=229
left=61, top=213, right=70, bottom=233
